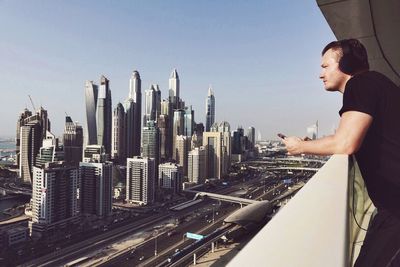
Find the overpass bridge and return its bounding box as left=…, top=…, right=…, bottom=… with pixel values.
left=193, top=192, right=257, bottom=206
left=248, top=157, right=327, bottom=165
left=266, top=167, right=320, bottom=172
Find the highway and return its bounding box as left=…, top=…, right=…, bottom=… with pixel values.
left=16, top=159, right=317, bottom=267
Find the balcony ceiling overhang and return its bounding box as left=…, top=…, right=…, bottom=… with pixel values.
left=317, top=0, right=400, bottom=86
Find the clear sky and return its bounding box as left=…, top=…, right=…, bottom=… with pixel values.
left=0, top=0, right=340, bottom=140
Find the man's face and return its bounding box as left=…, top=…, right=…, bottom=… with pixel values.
left=319, top=49, right=349, bottom=93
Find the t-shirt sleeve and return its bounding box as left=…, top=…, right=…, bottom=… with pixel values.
left=338, top=76, right=378, bottom=117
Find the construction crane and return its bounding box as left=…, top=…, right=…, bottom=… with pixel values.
left=28, top=95, right=36, bottom=112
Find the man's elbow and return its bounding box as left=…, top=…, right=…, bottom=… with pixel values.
left=336, top=139, right=359, bottom=155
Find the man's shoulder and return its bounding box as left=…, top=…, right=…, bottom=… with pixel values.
left=351, top=71, right=392, bottom=84
left=347, top=71, right=396, bottom=91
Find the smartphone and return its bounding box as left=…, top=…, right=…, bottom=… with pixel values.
left=277, top=133, right=286, bottom=139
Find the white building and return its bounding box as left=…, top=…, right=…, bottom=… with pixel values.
left=32, top=162, right=79, bottom=225
left=126, top=157, right=155, bottom=205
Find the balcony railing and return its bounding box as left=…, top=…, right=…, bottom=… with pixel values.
left=228, top=155, right=375, bottom=267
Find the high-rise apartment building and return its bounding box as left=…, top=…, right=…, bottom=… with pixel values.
left=205, top=87, right=215, bottom=132
left=63, top=116, right=83, bottom=166
left=158, top=162, right=182, bottom=194
left=126, top=157, right=155, bottom=205
left=79, top=145, right=112, bottom=217
left=111, top=103, right=125, bottom=162
left=97, top=76, right=112, bottom=155
left=31, top=162, right=79, bottom=225
left=188, top=147, right=206, bottom=184
left=84, top=80, right=98, bottom=146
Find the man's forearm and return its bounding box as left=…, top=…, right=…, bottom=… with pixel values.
left=300, top=134, right=352, bottom=155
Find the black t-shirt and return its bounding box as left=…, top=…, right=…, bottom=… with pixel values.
left=339, top=71, right=400, bottom=215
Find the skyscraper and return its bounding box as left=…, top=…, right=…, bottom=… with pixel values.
left=84, top=81, right=98, bottom=146
left=154, top=84, right=162, bottom=119
left=35, top=131, right=64, bottom=167
left=184, top=105, right=194, bottom=137
left=172, top=109, right=185, bottom=160
left=19, top=107, right=51, bottom=184
left=79, top=145, right=112, bottom=217
left=188, top=147, right=206, bottom=184
left=175, top=135, right=189, bottom=177
left=203, top=122, right=231, bottom=180
left=129, top=71, right=142, bottom=156
left=247, top=126, right=256, bottom=150
left=144, top=84, right=157, bottom=125
left=124, top=98, right=135, bottom=158
left=158, top=162, right=182, bottom=194
left=191, top=123, right=204, bottom=149
left=16, top=108, right=32, bottom=166
left=111, top=103, right=126, bottom=162
left=97, top=76, right=112, bottom=155
left=213, top=121, right=231, bottom=175
left=161, top=99, right=173, bottom=160
left=203, top=131, right=222, bottom=179
left=232, top=127, right=245, bottom=154
left=20, top=120, right=42, bottom=184
left=126, top=157, right=155, bottom=205
left=157, top=114, right=170, bottom=161
left=205, top=87, right=215, bottom=132
left=142, top=121, right=160, bottom=163
left=63, top=116, right=83, bottom=166
left=168, top=69, right=180, bottom=109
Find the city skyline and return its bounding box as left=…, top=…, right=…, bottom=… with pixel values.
left=0, top=1, right=338, bottom=140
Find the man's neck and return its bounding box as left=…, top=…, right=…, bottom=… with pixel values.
left=339, top=75, right=353, bottom=94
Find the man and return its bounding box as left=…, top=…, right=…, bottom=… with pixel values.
left=282, top=39, right=400, bottom=266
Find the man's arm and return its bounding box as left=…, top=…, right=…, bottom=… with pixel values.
left=283, top=111, right=373, bottom=156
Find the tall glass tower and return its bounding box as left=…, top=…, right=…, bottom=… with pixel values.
left=128, top=71, right=142, bottom=156
left=96, top=76, right=112, bottom=155
left=205, top=86, right=215, bottom=132
left=84, top=81, right=98, bottom=146
left=168, top=69, right=180, bottom=109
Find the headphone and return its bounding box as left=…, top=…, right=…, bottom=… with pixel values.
left=338, top=39, right=369, bottom=75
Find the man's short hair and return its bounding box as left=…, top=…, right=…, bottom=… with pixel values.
left=322, top=39, right=370, bottom=75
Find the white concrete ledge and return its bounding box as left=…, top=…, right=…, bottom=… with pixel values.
left=228, top=155, right=350, bottom=267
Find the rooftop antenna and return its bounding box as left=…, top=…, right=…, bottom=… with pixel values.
left=28, top=95, right=36, bottom=112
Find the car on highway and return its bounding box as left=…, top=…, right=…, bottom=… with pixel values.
left=168, top=230, right=177, bottom=237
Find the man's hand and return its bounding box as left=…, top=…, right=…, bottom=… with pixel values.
left=281, top=136, right=304, bottom=155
